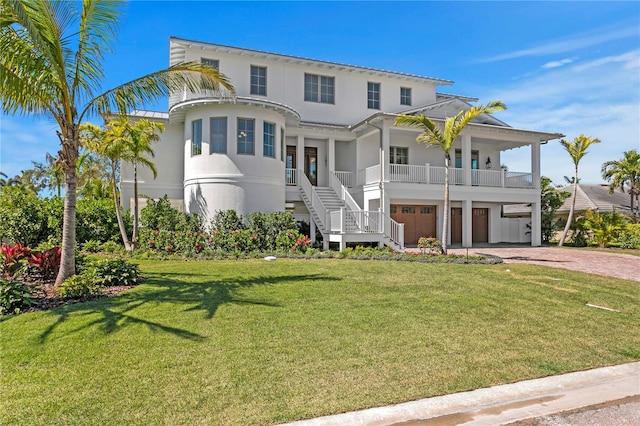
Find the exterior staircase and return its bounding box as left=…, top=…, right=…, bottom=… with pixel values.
left=298, top=186, right=345, bottom=235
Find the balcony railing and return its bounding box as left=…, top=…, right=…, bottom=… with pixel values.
left=363, top=164, right=533, bottom=188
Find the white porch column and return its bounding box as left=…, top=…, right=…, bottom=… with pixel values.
left=462, top=200, right=473, bottom=247
left=462, top=134, right=471, bottom=185
left=296, top=135, right=305, bottom=173
left=531, top=201, right=542, bottom=246
left=532, top=141, right=541, bottom=189
left=310, top=220, right=316, bottom=244
left=381, top=121, right=391, bottom=183
left=328, top=137, right=335, bottom=173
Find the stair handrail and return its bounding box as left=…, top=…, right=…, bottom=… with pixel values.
left=298, top=170, right=329, bottom=231
left=386, top=215, right=405, bottom=249
left=329, top=171, right=362, bottom=213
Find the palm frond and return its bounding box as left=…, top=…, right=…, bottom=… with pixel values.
left=83, top=62, right=235, bottom=119
left=72, top=0, right=122, bottom=103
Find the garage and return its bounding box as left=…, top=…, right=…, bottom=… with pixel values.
left=390, top=204, right=437, bottom=246
left=450, top=207, right=489, bottom=244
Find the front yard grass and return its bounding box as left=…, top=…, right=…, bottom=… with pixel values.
left=2, top=259, right=638, bottom=425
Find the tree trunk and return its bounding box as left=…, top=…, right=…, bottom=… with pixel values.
left=441, top=154, right=450, bottom=254
left=558, top=168, right=578, bottom=246
left=55, top=124, right=79, bottom=286
left=55, top=168, right=77, bottom=285
left=111, top=162, right=133, bottom=251
left=132, top=162, right=139, bottom=246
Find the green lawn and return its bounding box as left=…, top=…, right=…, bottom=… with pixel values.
left=2, top=259, right=638, bottom=425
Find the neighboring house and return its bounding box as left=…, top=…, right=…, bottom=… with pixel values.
left=555, top=184, right=633, bottom=218
left=120, top=37, right=563, bottom=249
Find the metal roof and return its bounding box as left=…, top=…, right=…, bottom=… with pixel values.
left=170, top=37, right=453, bottom=86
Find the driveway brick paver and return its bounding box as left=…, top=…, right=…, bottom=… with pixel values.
left=446, top=246, right=640, bottom=282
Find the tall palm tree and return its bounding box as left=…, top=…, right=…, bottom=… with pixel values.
left=558, top=135, right=601, bottom=246
left=601, top=150, right=640, bottom=216
left=394, top=100, right=506, bottom=253
left=119, top=118, right=163, bottom=245
left=1, top=1, right=233, bottom=284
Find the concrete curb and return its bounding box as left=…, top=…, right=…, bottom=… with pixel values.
left=281, top=362, right=640, bottom=426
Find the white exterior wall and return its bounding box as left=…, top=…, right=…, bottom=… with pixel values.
left=178, top=45, right=439, bottom=125
left=183, top=104, right=285, bottom=222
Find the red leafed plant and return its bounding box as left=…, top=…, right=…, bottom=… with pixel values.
left=1, top=243, right=32, bottom=279
left=29, top=247, right=62, bottom=281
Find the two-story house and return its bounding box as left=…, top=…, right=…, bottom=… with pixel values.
left=120, top=37, right=563, bottom=249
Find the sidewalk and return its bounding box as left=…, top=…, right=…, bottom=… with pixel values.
left=282, top=362, right=639, bottom=426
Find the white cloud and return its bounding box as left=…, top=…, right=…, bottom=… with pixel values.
left=479, top=23, right=638, bottom=63
left=541, top=57, right=576, bottom=69
left=482, top=49, right=640, bottom=186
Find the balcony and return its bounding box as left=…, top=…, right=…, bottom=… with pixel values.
left=360, top=164, right=533, bottom=189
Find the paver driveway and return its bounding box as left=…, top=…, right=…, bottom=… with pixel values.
left=447, top=246, right=640, bottom=282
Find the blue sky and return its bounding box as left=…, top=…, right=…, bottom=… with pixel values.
left=1, top=0, right=639, bottom=187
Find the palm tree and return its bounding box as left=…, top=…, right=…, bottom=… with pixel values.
left=601, top=150, right=640, bottom=216
left=81, top=121, right=133, bottom=250
left=1, top=1, right=233, bottom=284
left=394, top=100, right=506, bottom=253
left=119, top=118, right=163, bottom=245
left=557, top=135, right=601, bottom=246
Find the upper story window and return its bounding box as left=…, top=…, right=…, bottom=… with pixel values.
left=263, top=122, right=275, bottom=158
left=305, top=73, right=335, bottom=104
left=201, top=58, right=219, bottom=69
left=210, top=117, right=227, bottom=154
left=368, top=82, right=381, bottom=109
left=250, top=65, right=267, bottom=96
left=390, top=146, right=408, bottom=165
left=237, top=118, right=255, bottom=155
left=400, top=87, right=412, bottom=106
left=191, top=119, right=202, bottom=156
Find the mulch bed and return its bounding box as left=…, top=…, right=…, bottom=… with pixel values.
left=19, top=271, right=136, bottom=313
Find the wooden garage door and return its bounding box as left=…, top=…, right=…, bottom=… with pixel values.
left=451, top=208, right=462, bottom=244
left=472, top=208, right=489, bottom=243
left=390, top=205, right=436, bottom=246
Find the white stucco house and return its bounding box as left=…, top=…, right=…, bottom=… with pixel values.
left=121, top=37, right=563, bottom=250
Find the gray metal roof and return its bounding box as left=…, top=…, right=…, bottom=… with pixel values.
left=170, top=37, right=454, bottom=86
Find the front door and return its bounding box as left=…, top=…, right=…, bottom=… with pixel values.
left=304, top=147, right=318, bottom=186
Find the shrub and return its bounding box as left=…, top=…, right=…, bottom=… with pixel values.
left=56, top=274, right=102, bottom=299
left=89, top=259, right=140, bottom=287
left=617, top=224, right=640, bottom=249
left=100, top=241, right=122, bottom=253
left=0, top=186, right=58, bottom=247
left=141, top=195, right=203, bottom=233
left=275, top=230, right=311, bottom=253
left=0, top=278, right=36, bottom=315
left=1, top=243, right=32, bottom=279
left=82, top=240, right=104, bottom=253
left=76, top=197, right=130, bottom=244
left=417, top=237, right=443, bottom=255
left=28, top=246, right=62, bottom=281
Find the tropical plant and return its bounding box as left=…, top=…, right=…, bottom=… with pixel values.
left=601, top=150, right=640, bottom=216
left=120, top=119, right=163, bottom=243
left=1, top=0, right=234, bottom=284
left=0, top=278, right=35, bottom=315
left=394, top=100, right=506, bottom=253
left=582, top=209, right=626, bottom=248
left=557, top=135, right=601, bottom=246
left=540, top=176, right=570, bottom=243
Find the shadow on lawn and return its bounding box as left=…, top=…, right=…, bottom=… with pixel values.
left=38, top=272, right=339, bottom=344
